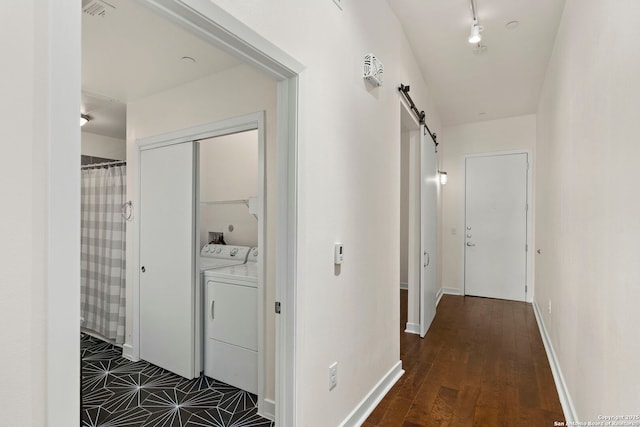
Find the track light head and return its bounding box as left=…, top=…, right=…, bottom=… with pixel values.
left=468, top=19, right=482, bottom=44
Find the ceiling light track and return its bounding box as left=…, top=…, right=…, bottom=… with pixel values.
left=468, top=0, right=483, bottom=44
left=398, top=84, right=438, bottom=151
left=469, top=0, right=478, bottom=22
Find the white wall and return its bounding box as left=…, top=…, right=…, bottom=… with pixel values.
left=4, top=1, right=439, bottom=424
left=1, top=5, right=46, bottom=425
left=535, top=0, right=640, bottom=419
left=207, top=1, right=440, bottom=425
left=1, top=1, right=80, bottom=426
left=81, top=131, right=126, bottom=160
left=126, top=64, right=278, bottom=400
left=199, top=130, right=258, bottom=248
left=440, top=114, right=536, bottom=294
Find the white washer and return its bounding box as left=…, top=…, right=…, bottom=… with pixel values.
left=196, top=244, right=250, bottom=374
left=204, top=246, right=258, bottom=393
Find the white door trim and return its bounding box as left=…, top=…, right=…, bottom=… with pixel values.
left=131, top=3, right=302, bottom=425
left=47, top=1, right=82, bottom=424
left=399, top=99, right=421, bottom=335
left=49, top=1, right=302, bottom=425
left=462, top=149, right=533, bottom=302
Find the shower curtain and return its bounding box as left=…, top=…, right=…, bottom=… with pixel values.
left=80, top=164, right=127, bottom=344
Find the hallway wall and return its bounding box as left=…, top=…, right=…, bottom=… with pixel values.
left=205, top=1, right=441, bottom=425
left=0, top=1, right=81, bottom=425
left=535, top=0, right=640, bottom=419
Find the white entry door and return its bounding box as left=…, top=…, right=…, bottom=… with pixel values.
left=139, top=141, right=196, bottom=379
left=464, top=153, right=528, bottom=301
left=420, top=126, right=437, bottom=338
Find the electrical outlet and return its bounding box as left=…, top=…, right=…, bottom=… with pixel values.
left=329, top=362, right=338, bottom=390
left=548, top=300, right=552, bottom=314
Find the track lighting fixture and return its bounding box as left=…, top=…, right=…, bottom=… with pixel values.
left=438, top=170, right=448, bottom=185
left=467, top=0, right=483, bottom=44
left=468, top=19, right=482, bottom=44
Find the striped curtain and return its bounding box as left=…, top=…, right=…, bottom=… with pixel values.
left=80, top=165, right=127, bottom=344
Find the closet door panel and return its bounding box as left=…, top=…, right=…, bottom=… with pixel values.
left=139, top=141, right=195, bottom=379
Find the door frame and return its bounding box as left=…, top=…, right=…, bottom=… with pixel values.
left=462, top=150, right=534, bottom=303
left=135, top=112, right=268, bottom=412
left=128, top=3, right=303, bottom=425
left=399, top=99, right=421, bottom=335
left=47, top=1, right=303, bottom=426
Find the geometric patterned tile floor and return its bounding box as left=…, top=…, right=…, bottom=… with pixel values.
left=81, top=333, right=274, bottom=427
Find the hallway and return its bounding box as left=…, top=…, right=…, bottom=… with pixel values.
left=365, top=292, right=565, bottom=426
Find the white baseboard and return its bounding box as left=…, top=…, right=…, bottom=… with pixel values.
left=122, top=343, right=139, bottom=362
left=436, top=287, right=463, bottom=306
left=532, top=301, right=577, bottom=423
left=399, top=282, right=408, bottom=290
left=339, top=361, right=404, bottom=427
left=81, top=328, right=120, bottom=347
left=436, top=288, right=444, bottom=306
left=258, top=398, right=275, bottom=421
left=404, top=322, right=420, bottom=335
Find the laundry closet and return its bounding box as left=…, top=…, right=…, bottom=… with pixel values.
left=198, top=129, right=261, bottom=394
left=138, top=116, right=265, bottom=397
left=128, top=60, right=278, bottom=414
left=79, top=0, right=278, bottom=417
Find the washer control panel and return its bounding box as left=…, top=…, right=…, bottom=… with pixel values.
left=201, top=244, right=250, bottom=261
left=247, top=247, right=259, bottom=263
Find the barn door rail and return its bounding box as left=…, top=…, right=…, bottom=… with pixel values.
left=398, top=83, right=438, bottom=151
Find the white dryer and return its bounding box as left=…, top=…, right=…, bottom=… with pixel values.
left=204, top=246, right=259, bottom=393
left=196, top=244, right=251, bottom=374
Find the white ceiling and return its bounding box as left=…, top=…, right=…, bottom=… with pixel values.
left=81, top=0, right=242, bottom=139
left=83, top=0, right=567, bottom=137
left=388, top=0, right=566, bottom=126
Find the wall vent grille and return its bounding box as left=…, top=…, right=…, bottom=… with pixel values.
left=82, top=0, right=116, bottom=18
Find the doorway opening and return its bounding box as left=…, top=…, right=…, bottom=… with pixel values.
left=71, top=1, right=302, bottom=426
left=399, top=101, right=421, bottom=335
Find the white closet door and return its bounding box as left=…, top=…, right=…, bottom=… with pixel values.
left=139, top=141, right=195, bottom=379
left=420, top=127, right=437, bottom=338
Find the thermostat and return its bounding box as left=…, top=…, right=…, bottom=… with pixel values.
left=334, top=243, right=344, bottom=264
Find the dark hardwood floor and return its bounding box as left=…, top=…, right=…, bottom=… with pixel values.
left=364, top=292, right=565, bottom=426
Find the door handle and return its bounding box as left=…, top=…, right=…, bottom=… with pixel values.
left=211, top=300, right=215, bottom=320
left=466, top=242, right=475, bottom=247
left=141, top=266, right=146, bottom=273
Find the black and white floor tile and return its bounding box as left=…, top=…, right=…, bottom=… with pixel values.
left=81, top=333, right=274, bottom=427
